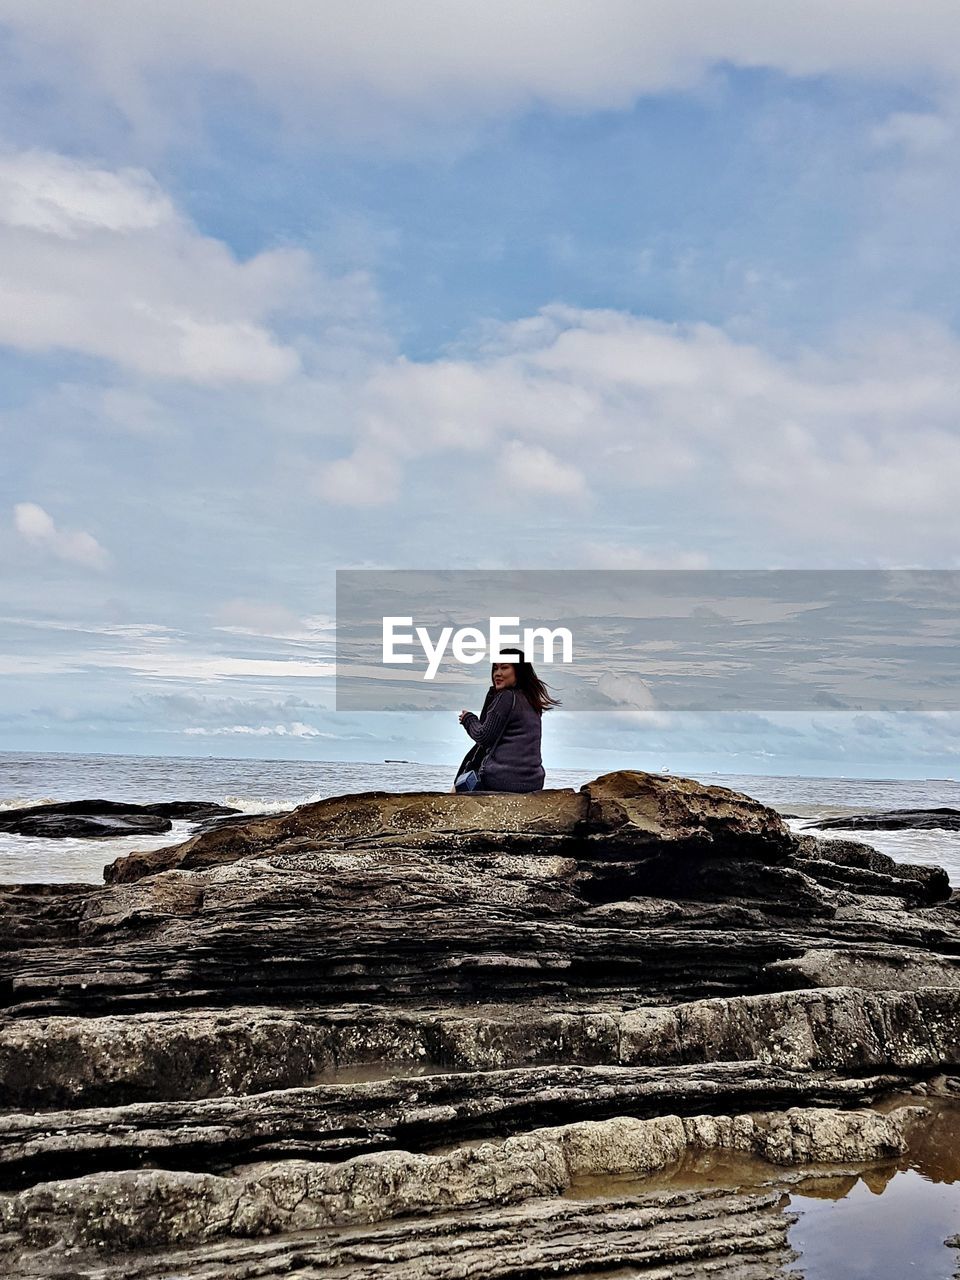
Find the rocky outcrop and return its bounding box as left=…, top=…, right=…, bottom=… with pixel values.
left=3, top=987, right=959, bottom=1109
left=792, top=832, right=951, bottom=901
left=102, top=771, right=792, bottom=883
left=0, top=1060, right=917, bottom=1190
left=808, top=807, right=960, bottom=831
left=1, top=1104, right=917, bottom=1253
left=12, top=1184, right=804, bottom=1279
left=0, top=799, right=238, bottom=839
left=2, top=769, right=959, bottom=1278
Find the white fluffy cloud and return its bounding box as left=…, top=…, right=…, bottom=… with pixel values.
left=499, top=440, right=586, bottom=497
left=0, top=149, right=173, bottom=235
left=317, top=306, right=960, bottom=555
left=4, top=1, right=960, bottom=133
left=312, top=445, right=404, bottom=508
left=0, top=148, right=304, bottom=382
left=184, top=722, right=322, bottom=737
left=13, top=502, right=110, bottom=570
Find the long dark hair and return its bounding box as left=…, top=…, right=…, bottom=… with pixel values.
left=486, top=647, right=561, bottom=716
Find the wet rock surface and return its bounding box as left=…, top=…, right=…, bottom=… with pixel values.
left=2, top=769, right=959, bottom=1277
left=807, top=806, right=960, bottom=832
left=0, top=799, right=239, bottom=840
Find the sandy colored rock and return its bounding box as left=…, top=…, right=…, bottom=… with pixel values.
left=581, top=770, right=792, bottom=854
left=104, top=787, right=590, bottom=882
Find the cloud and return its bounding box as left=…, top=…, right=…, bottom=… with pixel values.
left=499, top=440, right=586, bottom=497
left=0, top=148, right=173, bottom=234
left=13, top=502, right=110, bottom=570
left=595, top=671, right=660, bottom=712
left=184, top=722, right=324, bottom=737
left=312, top=445, right=404, bottom=507
left=0, top=607, right=336, bottom=681
left=0, top=148, right=304, bottom=382
left=144, top=692, right=315, bottom=726
left=312, top=310, right=699, bottom=506
left=5, top=2, right=960, bottom=141
left=871, top=110, right=953, bottom=155
left=581, top=543, right=711, bottom=569
left=86, top=651, right=335, bottom=683
left=313, top=306, right=960, bottom=558
left=213, top=599, right=306, bottom=638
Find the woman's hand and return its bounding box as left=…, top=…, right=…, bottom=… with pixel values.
left=458, top=709, right=471, bottom=723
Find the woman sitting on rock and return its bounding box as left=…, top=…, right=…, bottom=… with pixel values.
left=455, top=648, right=560, bottom=793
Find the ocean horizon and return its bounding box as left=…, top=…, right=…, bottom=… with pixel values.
left=2, top=749, right=959, bottom=887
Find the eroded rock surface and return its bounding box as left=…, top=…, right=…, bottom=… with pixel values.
left=102, top=770, right=792, bottom=883
left=1, top=1104, right=917, bottom=1251
left=2, top=769, right=959, bottom=1277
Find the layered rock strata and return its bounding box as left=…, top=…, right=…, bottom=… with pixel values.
left=2, top=770, right=959, bottom=1277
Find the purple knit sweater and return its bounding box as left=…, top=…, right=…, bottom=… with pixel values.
left=460, top=688, right=545, bottom=793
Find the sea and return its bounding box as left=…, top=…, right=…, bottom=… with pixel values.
left=2, top=751, right=959, bottom=887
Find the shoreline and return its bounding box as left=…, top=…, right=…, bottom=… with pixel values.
left=2, top=775, right=959, bottom=886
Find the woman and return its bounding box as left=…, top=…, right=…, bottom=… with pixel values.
left=455, top=648, right=560, bottom=793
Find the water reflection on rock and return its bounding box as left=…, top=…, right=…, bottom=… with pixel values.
left=789, top=1099, right=960, bottom=1280
left=569, top=1100, right=960, bottom=1280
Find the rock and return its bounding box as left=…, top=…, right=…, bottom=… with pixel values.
left=765, top=947, right=960, bottom=992
left=5, top=988, right=959, bottom=1110
left=0, top=799, right=238, bottom=840
left=9, top=1183, right=798, bottom=1277
left=0, top=882, right=98, bottom=952
left=538, top=1104, right=914, bottom=1175
left=0, top=1059, right=916, bottom=1190
left=808, top=807, right=960, bottom=831
left=0, top=1004, right=621, bottom=1108
left=2, top=768, right=959, bottom=1275
left=3, top=833, right=951, bottom=1017
left=103, top=788, right=589, bottom=882
left=141, top=802, right=242, bottom=822
left=582, top=771, right=792, bottom=859
left=791, top=833, right=951, bottom=903
left=6, top=812, right=173, bottom=839
left=617, top=986, right=960, bottom=1073
left=0, top=1104, right=916, bottom=1253
left=104, top=771, right=791, bottom=884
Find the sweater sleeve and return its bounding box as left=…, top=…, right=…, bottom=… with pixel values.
left=461, top=689, right=515, bottom=747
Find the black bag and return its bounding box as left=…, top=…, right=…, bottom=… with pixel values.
left=454, top=689, right=515, bottom=792
left=455, top=747, right=483, bottom=788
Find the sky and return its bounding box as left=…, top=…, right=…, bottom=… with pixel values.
left=2, top=1, right=960, bottom=777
